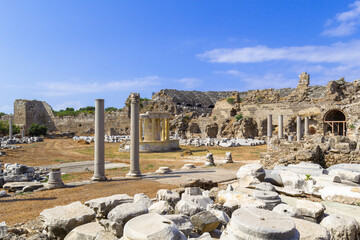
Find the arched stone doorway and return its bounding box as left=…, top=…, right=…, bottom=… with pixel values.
left=323, top=109, right=346, bottom=136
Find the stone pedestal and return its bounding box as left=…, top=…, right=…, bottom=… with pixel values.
left=278, top=115, right=283, bottom=139
left=92, top=99, right=107, bottom=181
left=205, top=153, right=215, bottom=166
left=127, top=93, right=142, bottom=177
left=297, top=116, right=302, bottom=142
left=47, top=168, right=65, bottom=189
left=224, top=152, right=233, bottom=163
left=304, top=116, right=309, bottom=135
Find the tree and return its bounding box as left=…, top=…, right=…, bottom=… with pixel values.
left=28, top=124, right=47, bottom=136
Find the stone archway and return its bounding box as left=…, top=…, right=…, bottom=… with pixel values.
left=323, top=109, right=346, bottom=136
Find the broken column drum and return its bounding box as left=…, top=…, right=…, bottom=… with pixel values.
left=92, top=99, right=107, bottom=181
left=138, top=111, right=180, bottom=152
left=47, top=168, right=65, bottom=189
left=127, top=93, right=142, bottom=177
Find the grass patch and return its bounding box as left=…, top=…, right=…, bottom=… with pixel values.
left=61, top=174, right=75, bottom=181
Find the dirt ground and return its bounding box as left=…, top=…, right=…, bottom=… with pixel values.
left=0, top=139, right=266, bottom=226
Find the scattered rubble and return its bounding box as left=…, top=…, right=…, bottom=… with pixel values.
left=180, top=138, right=265, bottom=147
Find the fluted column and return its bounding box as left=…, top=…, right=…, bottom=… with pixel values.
left=278, top=115, right=283, bottom=139
left=304, top=116, right=309, bottom=136
left=92, top=99, right=106, bottom=181
left=297, top=116, right=302, bottom=142
left=127, top=93, right=141, bottom=177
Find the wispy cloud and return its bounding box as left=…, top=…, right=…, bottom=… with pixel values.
left=0, top=105, right=12, bottom=113
left=38, top=76, right=161, bottom=96
left=176, top=78, right=202, bottom=89
left=322, top=1, right=360, bottom=36
left=53, top=101, right=84, bottom=111
left=197, top=40, right=360, bottom=65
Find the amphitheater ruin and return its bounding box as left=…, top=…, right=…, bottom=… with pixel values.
left=1, top=72, right=360, bottom=239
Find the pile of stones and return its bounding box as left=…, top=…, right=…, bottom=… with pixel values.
left=73, top=135, right=130, bottom=143
left=0, top=137, right=43, bottom=149
left=0, top=163, right=49, bottom=192
left=261, top=134, right=360, bottom=169
left=2, top=163, right=360, bottom=239
left=180, top=138, right=265, bottom=147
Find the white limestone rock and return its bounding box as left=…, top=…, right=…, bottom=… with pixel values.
left=84, top=194, right=133, bottom=218
left=292, top=217, right=330, bottom=240
left=0, top=222, right=7, bottom=238
left=252, top=190, right=281, bottom=210
left=175, top=199, right=203, bottom=216
left=181, top=164, right=196, bottom=170
left=209, top=209, right=230, bottom=226
left=295, top=199, right=325, bottom=222
left=95, top=231, right=118, bottom=240
left=133, top=193, right=152, bottom=208
left=156, top=167, right=172, bottom=174
left=122, top=213, right=187, bottom=240
left=64, top=222, right=104, bottom=240
left=320, top=214, right=359, bottom=240
left=99, top=219, right=123, bottom=238
left=108, top=202, right=149, bottom=226
left=40, top=201, right=96, bottom=239
left=164, top=215, right=193, bottom=237
left=236, top=163, right=265, bottom=187
left=217, top=190, right=266, bottom=210
left=148, top=201, right=174, bottom=215
left=156, top=189, right=180, bottom=207
left=272, top=204, right=301, bottom=218
left=255, top=182, right=276, bottom=192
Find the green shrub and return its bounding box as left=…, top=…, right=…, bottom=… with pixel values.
left=226, top=97, right=235, bottom=104
left=0, top=120, right=20, bottom=135
left=0, top=112, right=5, bottom=117
left=349, top=124, right=356, bottom=129
left=235, top=114, right=243, bottom=120
left=213, top=116, right=217, bottom=121
left=28, top=124, right=47, bottom=136
left=105, top=107, right=118, bottom=112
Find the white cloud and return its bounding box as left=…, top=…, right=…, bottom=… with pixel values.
left=322, top=1, right=360, bottom=36
left=0, top=105, right=12, bottom=113
left=53, top=101, right=84, bottom=111
left=38, top=76, right=161, bottom=96
left=177, top=78, right=202, bottom=89
left=197, top=40, right=360, bottom=65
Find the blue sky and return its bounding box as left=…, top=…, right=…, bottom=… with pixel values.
left=1, top=0, right=360, bottom=113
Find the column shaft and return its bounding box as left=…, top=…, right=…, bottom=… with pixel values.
left=9, top=118, right=13, bottom=138
left=278, top=115, right=283, bottom=139
left=127, top=93, right=141, bottom=177
left=165, top=118, right=169, bottom=140
left=92, top=99, right=106, bottom=181
left=267, top=115, right=272, bottom=137
left=139, top=119, right=143, bottom=142
left=304, top=116, right=309, bottom=135
left=297, top=116, right=302, bottom=142
left=151, top=118, right=156, bottom=141
left=161, top=119, right=165, bottom=141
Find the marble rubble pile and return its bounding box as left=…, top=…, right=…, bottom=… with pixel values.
left=73, top=135, right=130, bottom=143
left=0, top=137, right=43, bottom=150
left=180, top=138, right=266, bottom=147
left=3, top=163, right=360, bottom=239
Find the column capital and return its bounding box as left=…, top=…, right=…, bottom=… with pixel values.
left=130, top=93, right=140, bottom=103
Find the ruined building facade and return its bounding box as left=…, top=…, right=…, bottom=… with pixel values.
left=11, top=73, right=360, bottom=141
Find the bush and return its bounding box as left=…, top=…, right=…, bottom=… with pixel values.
left=235, top=114, right=243, bottom=120
left=28, top=124, right=47, bottom=136
left=226, top=97, right=235, bottom=104
left=349, top=124, right=356, bottom=129
left=0, top=121, right=20, bottom=135
left=105, top=107, right=118, bottom=112
left=0, top=112, right=5, bottom=117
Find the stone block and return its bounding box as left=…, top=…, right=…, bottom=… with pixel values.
left=108, top=202, right=148, bottom=227
left=190, top=211, right=220, bottom=234
left=84, top=194, right=133, bottom=218
left=64, top=222, right=104, bottom=240
left=320, top=214, right=359, bottom=240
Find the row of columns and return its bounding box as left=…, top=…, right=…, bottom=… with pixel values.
left=139, top=117, right=169, bottom=142
left=267, top=114, right=310, bottom=142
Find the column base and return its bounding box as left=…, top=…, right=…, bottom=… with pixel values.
left=126, top=171, right=142, bottom=178
left=91, top=175, right=107, bottom=181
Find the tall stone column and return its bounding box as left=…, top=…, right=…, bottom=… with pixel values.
left=267, top=115, right=272, bottom=138
left=21, top=127, right=25, bottom=138
left=139, top=119, right=143, bottom=142
left=297, top=116, right=302, bottom=142
left=304, top=116, right=309, bottom=136
left=9, top=118, right=13, bottom=139
left=127, top=93, right=141, bottom=177
left=161, top=119, right=165, bottom=141
left=92, top=99, right=106, bottom=181
left=165, top=118, right=169, bottom=140
left=151, top=118, right=156, bottom=141
left=278, top=115, right=283, bottom=139
left=144, top=118, right=150, bottom=141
